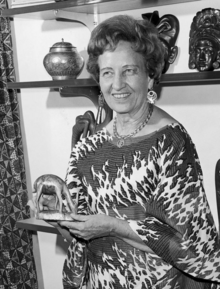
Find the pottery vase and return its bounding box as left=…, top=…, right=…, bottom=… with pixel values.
left=43, top=39, right=84, bottom=80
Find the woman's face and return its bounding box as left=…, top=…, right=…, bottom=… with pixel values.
left=98, top=41, right=150, bottom=116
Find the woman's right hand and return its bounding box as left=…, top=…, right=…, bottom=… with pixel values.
left=47, top=221, right=74, bottom=243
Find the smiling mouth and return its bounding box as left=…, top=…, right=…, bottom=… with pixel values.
left=112, top=93, right=130, bottom=99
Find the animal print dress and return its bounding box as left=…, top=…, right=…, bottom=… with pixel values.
left=62, top=123, right=220, bottom=289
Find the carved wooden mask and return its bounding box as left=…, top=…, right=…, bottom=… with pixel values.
left=189, top=8, right=220, bottom=72
left=142, top=11, right=180, bottom=74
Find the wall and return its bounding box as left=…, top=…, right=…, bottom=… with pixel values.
left=11, top=0, right=220, bottom=288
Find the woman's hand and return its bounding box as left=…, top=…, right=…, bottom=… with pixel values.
left=59, top=213, right=154, bottom=254
left=59, top=214, right=114, bottom=240
left=47, top=221, right=74, bottom=243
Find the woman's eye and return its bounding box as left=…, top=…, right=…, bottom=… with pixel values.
left=124, top=68, right=137, bottom=76
left=102, top=71, right=113, bottom=78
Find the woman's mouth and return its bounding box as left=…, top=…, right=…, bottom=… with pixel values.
left=112, top=93, right=130, bottom=99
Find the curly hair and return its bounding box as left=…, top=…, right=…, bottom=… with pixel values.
left=86, top=15, right=165, bottom=84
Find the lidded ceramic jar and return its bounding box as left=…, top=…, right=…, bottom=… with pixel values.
left=43, top=39, right=84, bottom=80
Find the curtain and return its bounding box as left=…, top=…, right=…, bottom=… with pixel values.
left=0, top=1, right=38, bottom=288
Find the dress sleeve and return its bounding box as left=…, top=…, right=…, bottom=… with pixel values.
left=63, top=141, right=89, bottom=289
left=65, top=141, right=88, bottom=215
left=128, top=126, right=220, bottom=282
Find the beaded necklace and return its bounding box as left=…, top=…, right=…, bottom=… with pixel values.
left=113, top=103, right=154, bottom=148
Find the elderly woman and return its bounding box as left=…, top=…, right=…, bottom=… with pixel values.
left=34, top=15, right=220, bottom=289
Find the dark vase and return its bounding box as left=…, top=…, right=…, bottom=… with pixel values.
left=43, top=39, right=84, bottom=80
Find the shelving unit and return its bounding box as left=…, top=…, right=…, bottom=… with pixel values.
left=4, top=0, right=220, bottom=235
left=2, top=0, right=201, bottom=18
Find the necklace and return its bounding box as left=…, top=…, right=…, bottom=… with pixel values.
left=113, top=103, right=154, bottom=148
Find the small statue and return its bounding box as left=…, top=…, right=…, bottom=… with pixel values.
left=142, top=11, right=180, bottom=74
left=189, top=8, right=220, bottom=72
left=71, top=95, right=113, bottom=149
left=28, top=174, right=77, bottom=220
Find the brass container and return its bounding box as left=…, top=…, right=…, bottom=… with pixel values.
left=43, top=39, right=84, bottom=80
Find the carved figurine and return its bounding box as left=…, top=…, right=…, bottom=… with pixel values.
left=142, top=11, right=180, bottom=74
left=29, top=174, right=77, bottom=220
left=189, top=8, right=220, bottom=72
left=71, top=96, right=113, bottom=148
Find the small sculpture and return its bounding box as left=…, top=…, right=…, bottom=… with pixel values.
left=71, top=107, right=113, bottom=149
left=43, top=39, right=84, bottom=80
left=142, top=11, right=180, bottom=74
left=28, top=174, right=77, bottom=220
left=189, top=8, right=220, bottom=72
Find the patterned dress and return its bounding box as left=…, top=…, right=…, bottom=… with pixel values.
left=62, top=123, right=220, bottom=289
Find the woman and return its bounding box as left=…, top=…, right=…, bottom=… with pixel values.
left=35, top=15, right=220, bottom=288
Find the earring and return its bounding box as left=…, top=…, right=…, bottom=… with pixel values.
left=96, top=92, right=105, bottom=125
left=147, top=90, right=157, bottom=104
left=98, top=92, right=105, bottom=107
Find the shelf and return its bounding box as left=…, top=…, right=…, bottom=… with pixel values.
left=159, top=71, right=220, bottom=86
left=7, top=78, right=101, bottom=106
left=7, top=71, right=220, bottom=90
left=7, top=78, right=97, bottom=89
left=2, top=0, right=200, bottom=18
left=16, top=218, right=60, bottom=234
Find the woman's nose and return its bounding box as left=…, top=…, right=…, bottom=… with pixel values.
left=112, top=74, right=125, bottom=90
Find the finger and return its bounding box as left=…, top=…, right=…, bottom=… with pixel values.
left=69, top=229, right=80, bottom=236
left=59, top=220, right=77, bottom=229
left=70, top=214, right=87, bottom=221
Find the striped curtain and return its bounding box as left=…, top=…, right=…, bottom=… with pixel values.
left=0, top=1, right=38, bottom=288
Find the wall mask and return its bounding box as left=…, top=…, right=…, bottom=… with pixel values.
left=189, top=8, right=220, bottom=72
left=142, top=11, right=180, bottom=74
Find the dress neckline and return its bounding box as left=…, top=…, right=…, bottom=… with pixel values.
left=104, top=122, right=180, bottom=147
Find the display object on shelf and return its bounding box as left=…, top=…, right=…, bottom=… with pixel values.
left=142, top=10, right=180, bottom=74
left=43, top=39, right=84, bottom=80
left=189, top=7, right=220, bottom=72
left=28, top=174, right=77, bottom=220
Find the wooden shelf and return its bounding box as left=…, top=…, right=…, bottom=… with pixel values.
left=7, top=78, right=101, bottom=106
left=7, top=78, right=97, bottom=89
left=159, top=71, right=220, bottom=86
left=7, top=71, right=220, bottom=90
left=2, top=0, right=200, bottom=18
left=16, top=218, right=60, bottom=234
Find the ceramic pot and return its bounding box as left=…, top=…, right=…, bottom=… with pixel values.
left=43, top=39, right=84, bottom=80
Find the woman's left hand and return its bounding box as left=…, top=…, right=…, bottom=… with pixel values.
left=58, top=214, right=114, bottom=240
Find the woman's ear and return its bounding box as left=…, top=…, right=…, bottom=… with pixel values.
left=148, top=77, right=154, bottom=90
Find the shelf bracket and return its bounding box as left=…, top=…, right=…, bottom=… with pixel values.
left=54, top=9, right=98, bottom=31
left=58, top=85, right=100, bottom=107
